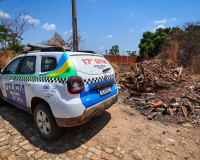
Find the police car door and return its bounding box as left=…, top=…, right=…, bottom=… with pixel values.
left=1, top=57, right=22, bottom=102
left=16, top=56, right=36, bottom=109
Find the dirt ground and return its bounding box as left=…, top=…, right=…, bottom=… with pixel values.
left=0, top=90, right=200, bottom=160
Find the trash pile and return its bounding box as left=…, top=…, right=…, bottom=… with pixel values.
left=118, top=60, right=200, bottom=124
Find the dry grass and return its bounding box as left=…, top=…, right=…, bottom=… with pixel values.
left=167, top=42, right=179, bottom=68
left=110, top=63, right=120, bottom=73
left=0, top=51, right=20, bottom=69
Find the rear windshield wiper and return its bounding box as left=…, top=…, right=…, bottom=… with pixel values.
left=103, top=68, right=111, bottom=73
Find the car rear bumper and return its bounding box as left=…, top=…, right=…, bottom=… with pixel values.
left=55, top=93, right=118, bottom=127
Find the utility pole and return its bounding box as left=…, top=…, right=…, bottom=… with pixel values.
left=72, top=0, right=78, bottom=51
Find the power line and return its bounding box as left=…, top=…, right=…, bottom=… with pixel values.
left=5, top=0, right=27, bottom=13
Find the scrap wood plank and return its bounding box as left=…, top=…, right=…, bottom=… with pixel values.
left=181, top=105, right=188, bottom=117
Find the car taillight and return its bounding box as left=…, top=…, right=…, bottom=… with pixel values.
left=67, top=76, right=84, bottom=94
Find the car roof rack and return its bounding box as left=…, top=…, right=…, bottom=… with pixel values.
left=78, top=50, right=96, bottom=54
left=22, top=43, right=66, bottom=54
left=22, top=43, right=96, bottom=54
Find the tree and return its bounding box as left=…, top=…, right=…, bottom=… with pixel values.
left=0, top=11, right=34, bottom=52
left=127, top=51, right=137, bottom=56
left=138, top=28, right=172, bottom=57
left=109, top=45, right=119, bottom=55
left=42, top=31, right=83, bottom=50
left=0, top=25, right=9, bottom=49
left=42, top=32, right=67, bottom=47
left=160, top=21, right=200, bottom=72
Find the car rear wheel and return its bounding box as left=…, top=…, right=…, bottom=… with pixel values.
left=33, top=103, right=61, bottom=139
left=0, top=97, right=6, bottom=106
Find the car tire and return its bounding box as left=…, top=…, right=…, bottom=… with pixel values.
left=0, top=90, right=6, bottom=106
left=33, top=103, right=62, bottom=140
left=0, top=96, right=6, bottom=106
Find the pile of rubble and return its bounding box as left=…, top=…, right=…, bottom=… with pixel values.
left=118, top=60, right=200, bottom=124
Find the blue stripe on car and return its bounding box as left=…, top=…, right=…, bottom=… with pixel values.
left=80, top=78, right=117, bottom=108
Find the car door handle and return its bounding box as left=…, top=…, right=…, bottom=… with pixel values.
left=27, top=82, right=32, bottom=86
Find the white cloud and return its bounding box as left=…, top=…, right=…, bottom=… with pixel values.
left=171, top=18, right=177, bottom=21
left=107, top=35, right=113, bottom=38
left=103, top=34, right=113, bottom=39
left=153, top=24, right=166, bottom=32
left=142, top=27, right=152, bottom=31
left=21, top=15, right=40, bottom=25
left=129, top=29, right=134, bottom=32
left=42, top=23, right=56, bottom=30
left=154, top=18, right=167, bottom=24
left=0, top=10, right=10, bottom=19
left=64, top=29, right=73, bottom=35
left=129, top=13, right=134, bottom=17
left=99, top=46, right=105, bottom=50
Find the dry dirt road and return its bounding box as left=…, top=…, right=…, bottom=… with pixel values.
left=0, top=91, right=200, bottom=160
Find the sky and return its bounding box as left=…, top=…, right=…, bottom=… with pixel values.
left=0, top=0, right=200, bottom=55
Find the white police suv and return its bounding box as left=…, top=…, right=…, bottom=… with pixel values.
left=0, top=44, right=118, bottom=139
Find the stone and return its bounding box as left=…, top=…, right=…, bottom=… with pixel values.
left=85, top=152, right=93, bottom=158
left=81, top=144, right=88, bottom=149
left=134, top=152, right=143, bottom=158
left=114, top=152, right=121, bottom=157
left=0, top=139, right=9, bottom=147
left=22, top=144, right=34, bottom=151
left=75, top=154, right=84, bottom=160
left=105, top=147, right=114, bottom=154
left=8, top=154, right=16, bottom=160
left=0, top=135, right=10, bottom=142
left=0, top=144, right=10, bottom=152
left=120, top=150, right=125, bottom=154
left=19, top=140, right=29, bottom=146
left=0, top=149, right=11, bottom=159
left=27, top=151, right=35, bottom=158
left=55, top=156, right=62, bottom=160
left=66, top=150, right=76, bottom=157
left=10, top=146, right=19, bottom=152
left=101, top=152, right=110, bottom=159
left=15, top=149, right=21, bottom=156
left=110, top=155, right=119, bottom=160
left=35, top=150, right=43, bottom=159
left=91, top=154, right=101, bottom=160
left=88, top=147, right=96, bottom=152
left=77, top=148, right=86, bottom=154
left=167, top=138, right=175, bottom=143
left=13, top=135, right=22, bottom=140
left=0, top=129, right=5, bottom=133
left=94, top=149, right=102, bottom=156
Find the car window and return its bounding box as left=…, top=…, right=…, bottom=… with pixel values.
left=41, top=57, right=57, bottom=72
left=19, top=56, right=36, bottom=74
left=4, top=58, right=21, bottom=74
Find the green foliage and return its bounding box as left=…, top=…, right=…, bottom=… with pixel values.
left=126, top=50, right=137, bottom=56
left=138, top=27, right=173, bottom=57
left=0, top=25, right=9, bottom=41
left=8, top=41, right=24, bottom=53
left=160, top=21, right=200, bottom=73
left=0, top=25, right=24, bottom=52
left=109, top=45, right=119, bottom=55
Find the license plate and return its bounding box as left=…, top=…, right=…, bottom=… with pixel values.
left=99, top=87, right=111, bottom=96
